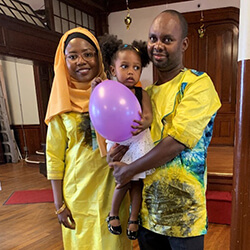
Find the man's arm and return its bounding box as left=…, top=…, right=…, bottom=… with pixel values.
left=109, top=135, right=185, bottom=187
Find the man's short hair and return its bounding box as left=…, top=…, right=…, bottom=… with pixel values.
left=161, top=10, right=188, bottom=39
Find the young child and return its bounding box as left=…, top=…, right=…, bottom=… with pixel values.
left=92, top=34, right=154, bottom=240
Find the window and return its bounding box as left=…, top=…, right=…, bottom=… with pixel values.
left=52, top=0, right=95, bottom=35
left=0, top=0, right=46, bottom=28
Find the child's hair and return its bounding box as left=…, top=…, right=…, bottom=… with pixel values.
left=98, top=34, right=150, bottom=79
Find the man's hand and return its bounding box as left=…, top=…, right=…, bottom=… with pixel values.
left=109, top=161, right=134, bottom=188
left=106, top=143, right=129, bottom=163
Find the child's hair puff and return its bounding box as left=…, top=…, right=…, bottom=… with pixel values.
left=130, top=40, right=150, bottom=68
left=98, top=34, right=122, bottom=76
left=98, top=34, right=150, bottom=78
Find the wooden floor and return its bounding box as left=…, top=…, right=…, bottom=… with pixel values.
left=0, top=150, right=232, bottom=250
left=0, top=160, right=63, bottom=250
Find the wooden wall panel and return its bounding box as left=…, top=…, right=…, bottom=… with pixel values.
left=183, top=27, right=199, bottom=69
left=12, top=125, right=42, bottom=157
left=212, top=113, right=235, bottom=145
left=0, top=15, right=60, bottom=63
left=7, top=29, right=57, bottom=62
left=0, top=26, right=5, bottom=47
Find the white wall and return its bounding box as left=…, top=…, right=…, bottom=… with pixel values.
left=108, top=0, right=240, bottom=87
left=1, top=60, right=39, bottom=125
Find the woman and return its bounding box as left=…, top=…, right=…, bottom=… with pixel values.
left=45, top=27, right=131, bottom=249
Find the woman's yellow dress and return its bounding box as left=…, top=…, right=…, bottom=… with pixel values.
left=46, top=112, right=132, bottom=250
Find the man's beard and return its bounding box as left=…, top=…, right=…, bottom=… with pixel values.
left=150, top=53, right=170, bottom=70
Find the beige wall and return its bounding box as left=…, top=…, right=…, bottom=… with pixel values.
left=0, top=59, right=39, bottom=125
left=21, top=0, right=44, bottom=11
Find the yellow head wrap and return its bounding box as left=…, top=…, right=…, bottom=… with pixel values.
left=45, top=27, right=107, bottom=156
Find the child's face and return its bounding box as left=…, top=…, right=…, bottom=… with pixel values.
left=65, top=38, right=99, bottom=83
left=110, top=50, right=142, bottom=89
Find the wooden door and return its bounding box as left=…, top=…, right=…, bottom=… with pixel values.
left=33, top=63, right=54, bottom=144
left=183, top=7, right=239, bottom=146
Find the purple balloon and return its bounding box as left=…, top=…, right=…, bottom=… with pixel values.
left=89, top=80, right=142, bottom=142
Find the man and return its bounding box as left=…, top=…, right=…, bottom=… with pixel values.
left=109, top=10, right=221, bottom=250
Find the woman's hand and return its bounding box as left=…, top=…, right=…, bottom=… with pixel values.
left=57, top=207, right=75, bottom=230
left=106, top=143, right=129, bottom=163
left=91, top=77, right=103, bottom=92
left=51, top=180, right=75, bottom=229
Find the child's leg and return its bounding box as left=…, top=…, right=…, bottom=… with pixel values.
left=109, top=182, right=131, bottom=227
left=128, top=180, right=143, bottom=232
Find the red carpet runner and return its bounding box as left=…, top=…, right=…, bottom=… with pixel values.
left=4, top=189, right=54, bottom=205
left=4, top=189, right=231, bottom=224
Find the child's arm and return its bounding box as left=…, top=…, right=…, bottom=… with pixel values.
left=132, top=90, right=153, bottom=136
left=91, top=77, right=103, bottom=92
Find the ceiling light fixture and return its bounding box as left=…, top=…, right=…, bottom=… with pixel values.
left=124, top=0, right=132, bottom=30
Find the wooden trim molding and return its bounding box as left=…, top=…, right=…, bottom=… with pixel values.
left=0, top=15, right=60, bottom=63
left=183, top=7, right=239, bottom=24
left=105, top=0, right=192, bottom=12
left=207, top=173, right=233, bottom=192
left=231, top=59, right=250, bottom=250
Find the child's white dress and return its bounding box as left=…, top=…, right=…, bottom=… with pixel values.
left=106, top=129, right=155, bottom=180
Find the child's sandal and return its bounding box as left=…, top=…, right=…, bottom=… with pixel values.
left=106, top=213, right=122, bottom=235
left=126, top=220, right=139, bottom=240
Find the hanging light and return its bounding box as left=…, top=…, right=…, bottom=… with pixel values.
left=124, top=0, right=132, bottom=30
left=198, top=11, right=206, bottom=38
